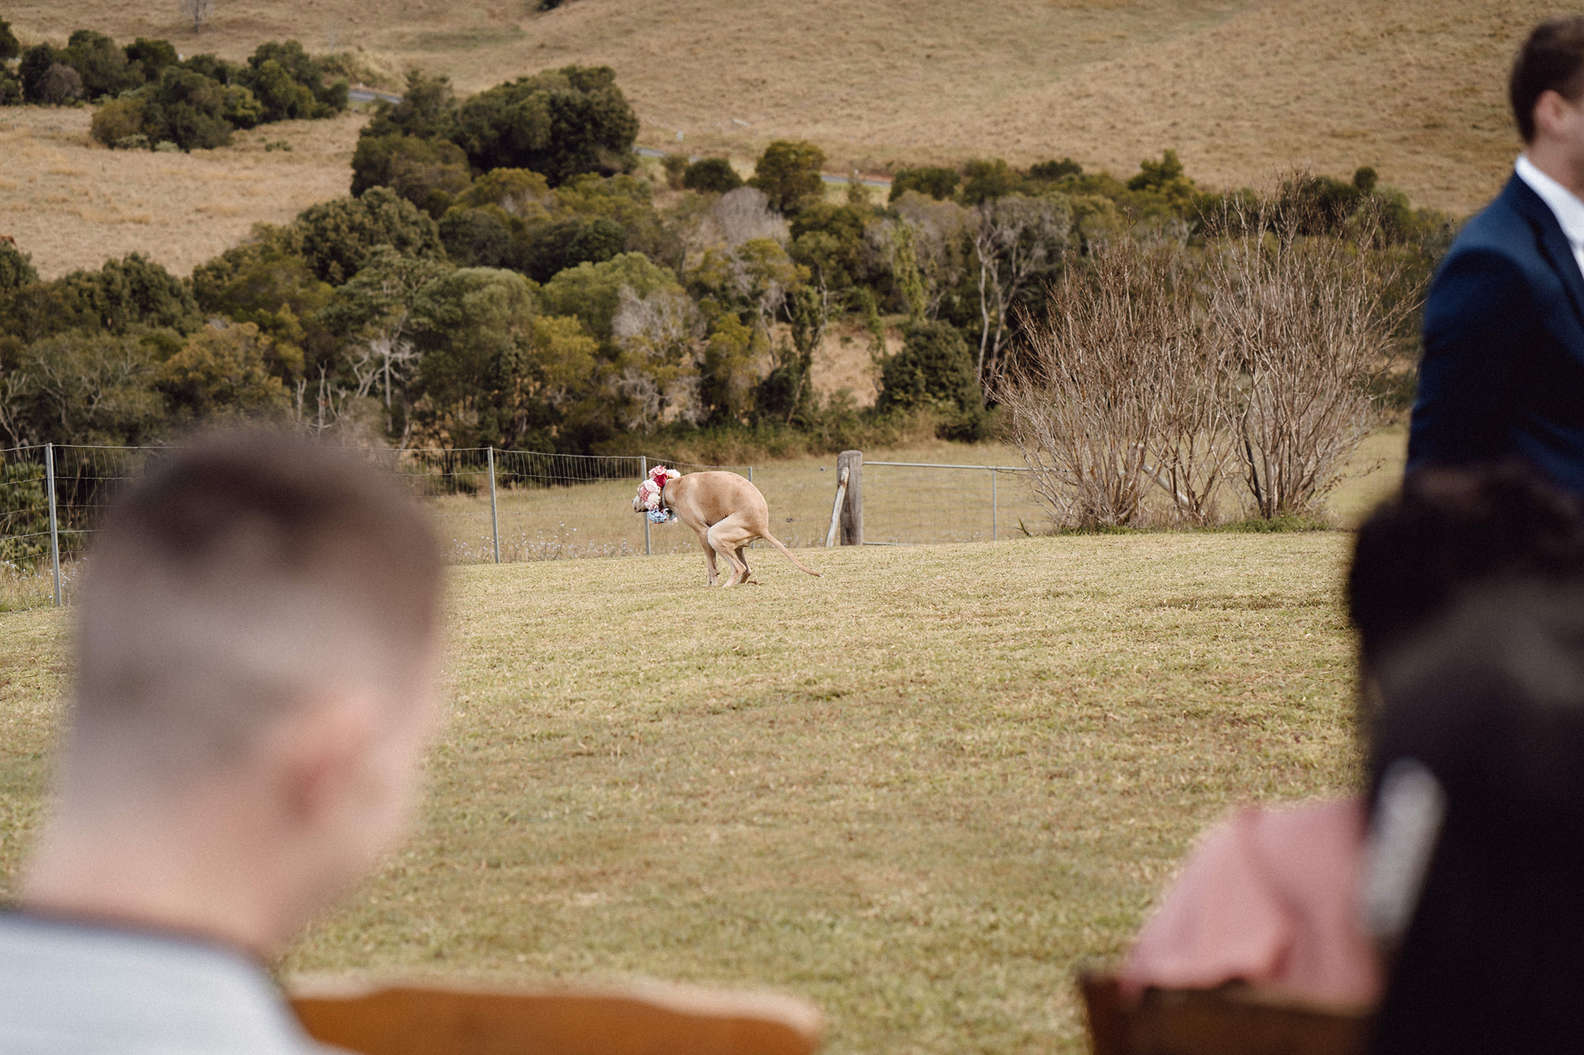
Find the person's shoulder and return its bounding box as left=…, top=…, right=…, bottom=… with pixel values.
left=1242, top=796, right=1364, bottom=861
left=1446, top=178, right=1544, bottom=261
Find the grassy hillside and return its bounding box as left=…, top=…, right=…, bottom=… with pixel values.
left=1, top=530, right=1362, bottom=1053
left=0, top=106, right=363, bottom=280
left=0, top=0, right=1556, bottom=279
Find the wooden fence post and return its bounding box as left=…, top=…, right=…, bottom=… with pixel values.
left=837, top=449, right=862, bottom=546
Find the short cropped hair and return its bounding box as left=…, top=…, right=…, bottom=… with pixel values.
left=1511, top=16, right=1584, bottom=143
left=1347, top=464, right=1584, bottom=674
left=71, top=429, right=442, bottom=787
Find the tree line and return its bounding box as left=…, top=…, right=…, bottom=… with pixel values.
left=0, top=20, right=348, bottom=150
left=0, top=50, right=1454, bottom=496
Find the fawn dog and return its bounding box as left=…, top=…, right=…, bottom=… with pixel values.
left=634, top=468, right=820, bottom=586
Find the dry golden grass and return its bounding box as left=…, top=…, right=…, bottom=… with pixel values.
left=10, top=0, right=1550, bottom=221
left=0, top=528, right=1362, bottom=1054
left=0, top=105, right=362, bottom=278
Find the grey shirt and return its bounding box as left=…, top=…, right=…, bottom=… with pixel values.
left=0, top=912, right=341, bottom=1055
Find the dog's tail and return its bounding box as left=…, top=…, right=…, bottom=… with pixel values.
left=762, top=532, right=821, bottom=577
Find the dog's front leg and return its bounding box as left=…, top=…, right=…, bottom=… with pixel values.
left=697, top=532, right=719, bottom=586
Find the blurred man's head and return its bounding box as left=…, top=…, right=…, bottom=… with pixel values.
left=29, top=429, right=443, bottom=951
left=1347, top=464, right=1584, bottom=682
left=1512, top=17, right=1584, bottom=145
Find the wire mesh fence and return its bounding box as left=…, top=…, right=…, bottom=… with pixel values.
left=0, top=443, right=756, bottom=613
left=0, top=440, right=1048, bottom=615
left=860, top=460, right=1046, bottom=545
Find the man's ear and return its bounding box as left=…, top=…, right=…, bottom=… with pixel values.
left=272, top=690, right=380, bottom=826
left=1535, top=89, right=1576, bottom=140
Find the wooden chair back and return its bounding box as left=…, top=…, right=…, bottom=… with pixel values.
left=290, top=977, right=823, bottom=1055
left=1079, top=972, right=1370, bottom=1055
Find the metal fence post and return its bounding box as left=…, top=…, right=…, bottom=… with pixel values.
left=45, top=442, right=61, bottom=607
left=991, top=468, right=998, bottom=541
left=486, top=446, right=500, bottom=564
left=640, top=455, right=651, bottom=556
left=748, top=466, right=754, bottom=485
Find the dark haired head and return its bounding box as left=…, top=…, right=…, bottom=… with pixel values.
left=1366, top=584, right=1584, bottom=1053
left=1347, top=464, right=1584, bottom=678
left=1511, top=16, right=1584, bottom=143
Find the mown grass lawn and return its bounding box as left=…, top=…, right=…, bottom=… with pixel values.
left=0, top=528, right=1361, bottom=1053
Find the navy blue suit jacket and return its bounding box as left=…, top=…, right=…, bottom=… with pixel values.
left=1408, top=174, right=1584, bottom=492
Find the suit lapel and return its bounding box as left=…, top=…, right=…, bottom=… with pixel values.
left=1507, top=175, right=1584, bottom=331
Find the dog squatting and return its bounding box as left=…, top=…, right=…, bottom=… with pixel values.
left=633, top=466, right=820, bottom=586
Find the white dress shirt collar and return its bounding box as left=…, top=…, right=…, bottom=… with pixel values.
left=1517, top=155, right=1584, bottom=266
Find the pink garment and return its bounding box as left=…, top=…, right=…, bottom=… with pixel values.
left=1119, top=796, right=1381, bottom=1006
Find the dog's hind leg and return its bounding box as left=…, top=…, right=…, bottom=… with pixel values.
left=707, top=517, right=755, bottom=586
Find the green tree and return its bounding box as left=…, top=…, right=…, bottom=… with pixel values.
left=520, top=215, right=626, bottom=281
left=0, top=67, right=21, bottom=106
left=159, top=322, right=291, bottom=424
left=452, top=66, right=638, bottom=185
left=243, top=58, right=319, bottom=122
left=91, top=94, right=149, bottom=148
left=141, top=66, right=233, bottom=149
left=4, top=332, right=165, bottom=445
left=292, top=187, right=446, bottom=285
left=538, top=251, right=678, bottom=344
left=6, top=254, right=200, bottom=342
left=181, top=52, right=242, bottom=85
left=877, top=320, right=981, bottom=420
left=0, top=457, right=49, bottom=571
left=789, top=201, right=871, bottom=294
left=317, top=246, right=452, bottom=428
left=889, top=166, right=958, bottom=202
left=754, top=283, right=828, bottom=424
left=750, top=140, right=826, bottom=214
left=64, top=29, right=134, bottom=98
left=1027, top=158, right=1083, bottom=182
left=192, top=238, right=337, bottom=381
left=351, top=134, right=472, bottom=217
left=959, top=158, right=1020, bottom=205
left=437, top=206, right=520, bottom=270
left=1126, top=149, right=1198, bottom=213
left=0, top=239, right=38, bottom=297
left=240, top=40, right=346, bottom=117
left=124, top=37, right=179, bottom=84
left=18, top=44, right=61, bottom=103
left=0, top=18, right=19, bottom=62
left=407, top=268, right=599, bottom=449
left=683, top=157, right=744, bottom=194
left=553, top=173, right=676, bottom=267
left=365, top=69, right=458, bottom=141
left=697, top=309, right=757, bottom=424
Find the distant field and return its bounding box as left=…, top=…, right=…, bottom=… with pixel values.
left=0, top=528, right=1361, bottom=1053
left=0, top=106, right=362, bottom=279
left=1, top=0, right=1556, bottom=280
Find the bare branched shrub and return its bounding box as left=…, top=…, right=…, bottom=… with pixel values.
left=1206, top=200, right=1411, bottom=518
left=684, top=187, right=789, bottom=264
left=996, top=242, right=1184, bottom=529
left=1000, top=189, right=1414, bottom=530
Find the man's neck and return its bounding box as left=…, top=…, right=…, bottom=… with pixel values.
left=19, top=803, right=295, bottom=959
left=1524, top=141, right=1584, bottom=200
